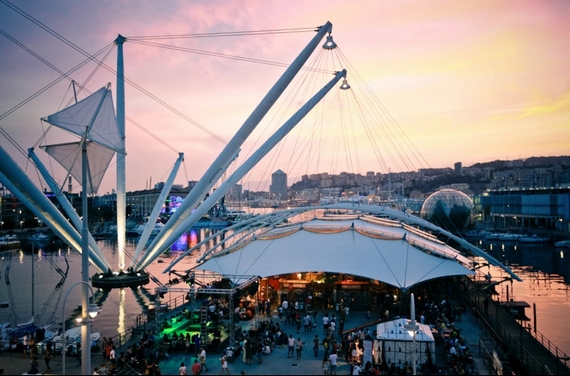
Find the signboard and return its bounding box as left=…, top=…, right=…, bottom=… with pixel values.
left=341, top=284, right=362, bottom=289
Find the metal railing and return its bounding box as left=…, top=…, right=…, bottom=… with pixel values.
left=469, top=294, right=569, bottom=375
left=478, top=339, right=495, bottom=375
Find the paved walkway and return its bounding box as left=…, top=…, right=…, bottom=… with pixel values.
left=154, top=308, right=492, bottom=375
left=0, top=306, right=492, bottom=375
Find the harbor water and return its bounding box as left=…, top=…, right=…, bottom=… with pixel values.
left=0, top=227, right=220, bottom=339
left=471, top=238, right=570, bottom=358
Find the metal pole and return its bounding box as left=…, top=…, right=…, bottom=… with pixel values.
left=520, top=319, right=524, bottom=364
left=411, top=293, right=417, bottom=376
left=533, top=302, right=537, bottom=335
left=81, top=139, right=91, bottom=375
left=62, top=281, right=95, bottom=375
left=115, top=34, right=126, bottom=271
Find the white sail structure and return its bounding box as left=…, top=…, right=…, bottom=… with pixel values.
left=41, top=141, right=115, bottom=195
left=37, top=83, right=121, bottom=273
left=43, top=85, right=122, bottom=151
left=41, top=84, right=121, bottom=196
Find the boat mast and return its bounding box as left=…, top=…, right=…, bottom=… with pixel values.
left=115, top=35, right=127, bottom=271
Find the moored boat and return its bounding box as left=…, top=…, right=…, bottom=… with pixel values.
left=485, top=232, right=501, bottom=240
left=0, top=234, right=20, bottom=250
left=29, top=232, right=50, bottom=242
left=519, top=234, right=549, bottom=243
left=498, top=233, right=525, bottom=241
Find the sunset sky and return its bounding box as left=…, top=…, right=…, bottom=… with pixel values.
left=1, top=0, right=569, bottom=195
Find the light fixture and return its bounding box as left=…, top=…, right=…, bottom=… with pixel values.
left=322, top=35, right=337, bottom=50
left=340, top=79, right=351, bottom=90
left=75, top=317, right=83, bottom=323
left=87, top=304, right=100, bottom=319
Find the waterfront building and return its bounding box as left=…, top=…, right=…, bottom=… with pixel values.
left=475, top=187, right=570, bottom=238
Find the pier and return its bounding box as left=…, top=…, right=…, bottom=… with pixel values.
left=466, top=278, right=570, bottom=375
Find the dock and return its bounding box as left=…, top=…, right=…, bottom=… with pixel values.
left=467, top=278, right=570, bottom=375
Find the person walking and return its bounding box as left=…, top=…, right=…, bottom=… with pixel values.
left=179, top=361, right=188, bottom=375
left=191, top=359, right=201, bottom=375
left=23, top=333, right=29, bottom=357
left=296, top=337, right=303, bottom=360
left=220, top=354, right=230, bottom=374
left=199, top=346, right=209, bottom=372
left=287, top=334, right=295, bottom=358
left=313, top=335, right=320, bottom=357
left=328, top=351, right=338, bottom=375
left=44, top=349, right=52, bottom=372
left=109, top=345, right=116, bottom=366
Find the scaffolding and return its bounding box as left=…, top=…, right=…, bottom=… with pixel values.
left=154, top=272, right=260, bottom=347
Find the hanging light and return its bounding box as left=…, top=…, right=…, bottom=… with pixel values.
left=88, top=304, right=100, bottom=319
left=323, top=35, right=337, bottom=50
left=340, top=79, right=351, bottom=90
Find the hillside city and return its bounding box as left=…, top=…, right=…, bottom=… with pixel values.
left=1, top=155, right=569, bottom=236
left=238, top=155, right=570, bottom=208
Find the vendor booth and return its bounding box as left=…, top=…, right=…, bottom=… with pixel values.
left=374, top=318, right=435, bottom=368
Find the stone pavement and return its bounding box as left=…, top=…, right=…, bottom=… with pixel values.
left=155, top=308, right=492, bottom=375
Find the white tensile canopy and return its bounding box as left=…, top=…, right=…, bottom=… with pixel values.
left=44, top=86, right=122, bottom=152
left=41, top=141, right=115, bottom=195
left=195, top=216, right=475, bottom=289
left=375, top=318, right=436, bottom=366
left=41, top=85, right=121, bottom=195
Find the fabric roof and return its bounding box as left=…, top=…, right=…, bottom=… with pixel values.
left=376, top=318, right=435, bottom=342
left=195, top=215, right=474, bottom=289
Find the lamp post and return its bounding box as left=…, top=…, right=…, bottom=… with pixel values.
left=62, top=281, right=99, bottom=375
left=405, top=293, right=419, bottom=376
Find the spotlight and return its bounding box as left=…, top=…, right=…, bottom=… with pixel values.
left=323, top=35, right=337, bottom=50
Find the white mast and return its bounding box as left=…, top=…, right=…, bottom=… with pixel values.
left=115, top=35, right=127, bottom=271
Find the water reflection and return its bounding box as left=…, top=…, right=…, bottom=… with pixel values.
left=472, top=239, right=570, bottom=355
left=0, top=228, right=223, bottom=338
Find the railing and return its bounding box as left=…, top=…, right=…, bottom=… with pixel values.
left=468, top=294, right=569, bottom=375
left=163, top=293, right=189, bottom=311
left=478, top=339, right=495, bottom=374
left=530, top=326, right=570, bottom=368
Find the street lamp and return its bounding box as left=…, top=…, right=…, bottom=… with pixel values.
left=404, top=293, right=419, bottom=376
left=62, top=281, right=99, bottom=375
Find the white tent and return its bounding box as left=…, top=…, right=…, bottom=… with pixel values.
left=375, top=318, right=436, bottom=367
left=195, top=215, right=474, bottom=289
